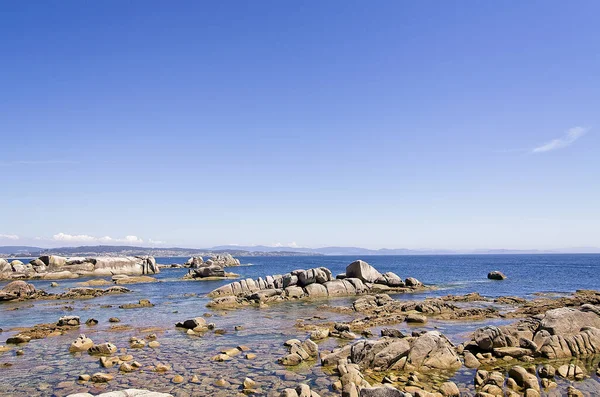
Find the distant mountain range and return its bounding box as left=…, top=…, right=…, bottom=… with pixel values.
left=1, top=244, right=599, bottom=258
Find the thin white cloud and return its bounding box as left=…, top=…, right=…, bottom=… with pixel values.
left=0, top=234, right=19, bottom=240
left=52, top=233, right=144, bottom=244
left=533, top=127, right=589, bottom=153
left=272, top=242, right=300, bottom=248
left=148, top=238, right=166, bottom=245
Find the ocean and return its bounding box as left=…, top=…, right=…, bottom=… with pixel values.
left=1, top=254, right=599, bottom=396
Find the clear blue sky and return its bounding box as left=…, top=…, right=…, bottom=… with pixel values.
left=1, top=1, right=599, bottom=250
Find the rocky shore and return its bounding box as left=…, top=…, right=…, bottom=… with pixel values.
left=182, top=254, right=241, bottom=280
left=2, top=258, right=600, bottom=397
left=0, top=255, right=159, bottom=281
left=206, top=260, right=426, bottom=308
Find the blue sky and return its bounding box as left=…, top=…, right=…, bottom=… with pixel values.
left=1, top=1, right=599, bottom=250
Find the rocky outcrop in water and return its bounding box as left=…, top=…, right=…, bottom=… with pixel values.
left=465, top=304, right=600, bottom=361
left=66, top=389, right=172, bottom=397
left=487, top=271, right=506, bottom=280
left=183, top=254, right=241, bottom=280
left=342, top=331, right=462, bottom=373
left=185, top=254, right=240, bottom=268
left=0, top=255, right=159, bottom=281
left=206, top=260, right=424, bottom=308
left=0, top=280, right=130, bottom=303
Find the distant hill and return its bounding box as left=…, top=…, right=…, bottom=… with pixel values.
left=1, top=244, right=599, bottom=258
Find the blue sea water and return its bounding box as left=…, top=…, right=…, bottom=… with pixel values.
left=1, top=254, right=599, bottom=396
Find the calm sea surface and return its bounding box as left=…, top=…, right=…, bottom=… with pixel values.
left=0, top=254, right=599, bottom=396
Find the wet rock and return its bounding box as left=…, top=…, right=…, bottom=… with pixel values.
left=463, top=351, right=480, bottom=368
left=508, top=365, right=540, bottom=392
left=70, top=334, right=94, bottom=352
left=108, top=317, right=120, bottom=323
left=487, top=271, right=506, bottom=280
left=129, top=337, right=146, bottom=348
left=85, top=318, right=98, bottom=326
left=119, top=299, right=154, bottom=309
left=243, top=377, right=256, bottom=389
left=404, top=277, right=422, bottom=287
left=99, top=356, right=121, bottom=368
left=88, top=342, right=117, bottom=355
left=172, top=375, right=184, bottom=383
left=57, top=315, right=80, bottom=326
left=90, top=372, right=114, bottom=383
left=538, top=364, right=555, bottom=378
left=50, top=282, right=59, bottom=287
left=405, top=313, right=427, bottom=324
left=148, top=340, right=160, bottom=348
left=439, top=382, right=460, bottom=397
left=557, top=364, right=585, bottom=380
left=6, top=334, right=32, bottom=344
left=176, top=317, right=207, bottom=330
left=310, top=328, right=329, bottom=340
left=0, top=281, right=37, bottom=301
left=78, top=374, right=91, bottom=381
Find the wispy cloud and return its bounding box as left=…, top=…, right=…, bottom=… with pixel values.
left=0, top=234, right=19, bottom=240
left=533, top=126, right=589, bottom=153
left=52, top=233, right=144, bottom=244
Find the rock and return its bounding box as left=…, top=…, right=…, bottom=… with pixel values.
left=539, top=326, right=600, bottom=358
left=404, top=277, right=422, bottom=287
left=86, top=318, right=98, bottom=326
left=567, top=386, right=585, bottom=397
left=508, top=365, right=540, bottom=392
left=0, top=280, right=37, bottom=301
left=349, top=331, right=460, bottom=372
left=346, top=260, right=382, bottom=283
left=88, top=342, right=117, bottom=355
left=90, top=372, right=114, bottom=383
left=557, top=364, right=585, bottom=380
left=148, top=341, right=160, bottom=348
left=472, top=326, right=513, bottom=351
left=176, top=317, right=207, bottom=330
left=99, top=356, right=121, bottom=368
left=108, top=317, right=120, bottom=323
left=310, top=328, right=330, bottom=340
left=119, top=362, right=134, bottom=372
left=279, top=353, right=303, bottom=366
left=78, top=374, right=91, bottom=381
left=172, top=375, right=184, bottom=383
left=463, top=351, right=480, bottom=368
left=50, top=282, right=59, bottom=287
left=406, top=314, right=427, bottom=324
left=214, top=378, right=230, bottom=387
left=538, top=364, right=555, bottom=378
left=487, top=271, right=506, bottom=280
left=70, top=334, right=94, bottom=352
left=439, top=382, right=460, bottom=397
left=6, top=334, right=31, bottom=344
left=539, top=307, right=600, bottom=336
left=57, top=315, right=80, bottom=326
left=243, top=377, right=256, bottom=389
left=359, top=387, right=407, bottom=397
left=119, top=299, right=154, bottom=309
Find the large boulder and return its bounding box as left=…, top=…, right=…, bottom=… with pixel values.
left=206, top=254, right=240, bottom=267
left=0, top=280, right=37, bottom=301
left=346, top=260, right=382, bottom=283
left=186, top=256, right=204, bottom=268
left=539, top=307, right=600, bottom=336
left=349, top=331, right=461, bottom=372
left=539, top=327, right=600, bottom=359
left=472, top=326, right=516, bottom=351
left=39, top=255, right=67, bottom=270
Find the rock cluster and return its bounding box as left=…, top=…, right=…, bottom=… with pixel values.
left=207, top=260, right=424, bottom=308
left=66, top=389, right=172, bottom=397
left=278, top=338, right=319, bottom=366
left=279, top=383, right=321, bottom=397
left=185, top=254, right=240, bottom=268
left=0, top=255, right=159, bottom=280
left=0, top=280, right=37, bottom=301
left=464, top=304, right=600, bottom=362
left=337, top=331, right=461, bottom=373
left=183, top=254, right=241, bottom=280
